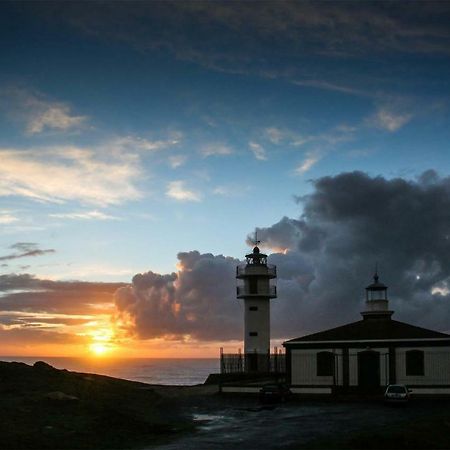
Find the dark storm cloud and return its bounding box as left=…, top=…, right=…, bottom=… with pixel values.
left=256, top=170, right=450, bottom=335
left=0, top=242, right=55, bottom=261
left=115, top=170, right=450, bottom=342
left=114, top=251, right=242, bottom=341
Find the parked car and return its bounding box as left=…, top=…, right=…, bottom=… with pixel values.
left=384, top=384, right=411, bottom=403
left=259, top=383, right=292, bottom=403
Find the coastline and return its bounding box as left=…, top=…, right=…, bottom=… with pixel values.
left=3, top=360, right=450, bottom=450
left=0, top=356, right=219, bottom=386
left=0, top=360, right=214, bottom=450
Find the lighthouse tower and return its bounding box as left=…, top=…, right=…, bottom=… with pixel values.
left=236, top=236, right=277, bottom=371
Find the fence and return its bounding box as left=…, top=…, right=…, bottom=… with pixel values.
left=220, top=348, right=286, bottom=374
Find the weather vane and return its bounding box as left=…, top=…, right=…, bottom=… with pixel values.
left=254, top=230, right=261, bottom=247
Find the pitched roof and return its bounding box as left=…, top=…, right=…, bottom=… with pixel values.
left=284, top=318, right=450, bottom=344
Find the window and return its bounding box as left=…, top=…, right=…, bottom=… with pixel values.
left=249, top=278, right=258, bottom=294
left=249, top=306, right=258, bottom=311
left=317, top=351, right=334, bottom=376
left=249, top=332, right=258, bottom=337
left=406, top=350, right=424, bottom=376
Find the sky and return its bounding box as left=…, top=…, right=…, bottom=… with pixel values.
left=1, top=1, right=450, bottom=358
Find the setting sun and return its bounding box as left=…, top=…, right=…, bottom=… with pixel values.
left=89, top=343, right=109, bottom=356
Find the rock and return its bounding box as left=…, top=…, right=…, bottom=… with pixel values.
left=46, top=391, right=79, bottom=401
left=34, top=361, right=56, bottom=371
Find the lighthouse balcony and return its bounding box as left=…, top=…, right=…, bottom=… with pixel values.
left=236, top=285, right=277, bottom=298
left=236, top=264, right=277, bottom=279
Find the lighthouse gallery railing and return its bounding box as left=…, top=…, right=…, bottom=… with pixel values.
left=236, top=264, right=277, bottom=277
left=236, top=285, right=277, bottom=297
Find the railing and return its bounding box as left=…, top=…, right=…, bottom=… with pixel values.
left=220, top=351, right=286, bottom=374
left=236, top=264, right=277, bottom=278
left=236, top=285, right=277, bottom=297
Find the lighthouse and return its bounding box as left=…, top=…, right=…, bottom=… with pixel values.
left=236, top=235, right=277, bottom=371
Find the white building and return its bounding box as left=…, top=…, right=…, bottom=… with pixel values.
left=283, top=272, right=450, bottom=395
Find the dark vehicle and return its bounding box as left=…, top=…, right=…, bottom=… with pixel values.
left=384, top=384, right=411, bottom=403
left=259, top=383, right=292, bottom=403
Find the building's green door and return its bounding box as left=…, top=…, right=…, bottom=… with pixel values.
left=358, top=350, right=380, bottom=389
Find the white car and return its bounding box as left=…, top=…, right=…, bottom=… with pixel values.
left=384, top=384, right=411, bottom=403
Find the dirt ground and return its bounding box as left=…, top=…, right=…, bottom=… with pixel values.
left=2, top=361, right=448, bottom=450
left=147, top=392, right=450, bottom=450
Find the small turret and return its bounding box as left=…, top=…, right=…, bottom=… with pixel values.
left=361, top=268, right=393, bottom=320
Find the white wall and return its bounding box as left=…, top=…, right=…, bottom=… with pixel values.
left=291, top=348, right=343, bottom=386
left=244, top=298, right=270, bottom=353
left=290, top=345, right=450, bottom=390
left=396, top=347, right=450, bottom=385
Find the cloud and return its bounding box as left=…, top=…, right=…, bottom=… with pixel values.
left=113, top=251, right=241, bottom=341
left=42, top=264, right=135, bottom=280
left=200, top=143, right=233, bottom=157
left=114, top=170, right=450, bottom=343
left=295, top=152, right=321, bottom=174
left=1, top=87, right=87, bottom=134
left=245, top=216, right=304, bottom=253
left=212, top=186, right=230, bottom=196
left=248, top=141, right=267, bottom=161
left=169, top=155, right=187, bottom=169
left=166, top=181, right=201, bottom=202
left=0, top=211, right=19, bottom=224
left=290, top=80, right=417, bottom=134
left=262, top=124, right=356, bottom=174
left=0, top=242, right=55, bottom=262
left=38, top=2, right=450, bottom=86
left=110, top=132, right=182, bottom=152
left=212, top=185, right=249, bottom=197
left=0, top=326, right=88, bottom=346
left=0, top=273, right=124, bottom=315
left=27, top=104, right=86, bottom=134
left=263, top=126, right=311, bottom=148
left=0, top=273, right=123, bottom=349
left=0, top=146, right=142, bottom=206
left=292, top=79, right=368, bottom=97
left=265, top=127, right=285, bottom=144
left=0, top=274, right=121, bottom=351
left=49, top=210, right=120, bottom=220
left=254, top=170, right=450, bottom=335
left=370, top=106, right=413, bottom=132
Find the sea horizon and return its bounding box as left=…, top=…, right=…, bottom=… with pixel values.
left=0, top=356, right=220, bottom=386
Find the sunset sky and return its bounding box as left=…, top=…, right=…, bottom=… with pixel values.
left=1, top=2, right=450, bottom=358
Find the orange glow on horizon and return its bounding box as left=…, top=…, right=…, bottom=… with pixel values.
left=0, top=340, right=244, bottom=359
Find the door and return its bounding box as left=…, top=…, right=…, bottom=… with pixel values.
left=246, top=353, right=258, bottom=372
left=358, top=350, right=380, bottom=389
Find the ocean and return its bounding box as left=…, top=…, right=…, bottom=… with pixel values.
left=0, top=357, right=220, bottom=385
